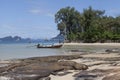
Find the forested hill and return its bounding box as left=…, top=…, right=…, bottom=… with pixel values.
left=55, top=6, right=120, bottom=43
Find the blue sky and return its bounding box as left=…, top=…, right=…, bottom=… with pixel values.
left=0, top=0, right=120, bottom=39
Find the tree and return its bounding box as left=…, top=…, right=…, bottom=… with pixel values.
left=80, top=6, right=105, bottom=42
left=55, top=7, right=81, bottom=42
left=57, top=22, right=66, bottom=35
left=55, top=6, right=120, bottom=43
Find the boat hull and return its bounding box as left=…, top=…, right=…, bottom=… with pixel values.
left=37, top=44, right=63, bottom=48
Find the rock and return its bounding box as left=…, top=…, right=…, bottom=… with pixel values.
left=52, top=71, right=73, bottom=76
left=74, top=71, right=98, bottom=80
left=74, top=63, right=88, bottom=70
left=105, top=48, right=120, bottom=53
left=0, top=61, right=88, bottom=79
left=20, top=55, right=83, bottom=63
left=58, top=61, right=88, bottom=70
left=58, top=61, right=76, bottom=70
left=1, top=70, right=51, bottom=80
left=5, top=63, right=63, bottom=78
left=102, top=73, right=120, bottom=80
left=0, top=55, right=87, bottom=80
left=38, top=77, right=51, bottom=80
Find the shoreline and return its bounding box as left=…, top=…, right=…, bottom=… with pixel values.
left=64, top=42, right=120, bottom=46
left=0, top=43, right=120, bottom=80
left=0, top=52, right=120, bottom=80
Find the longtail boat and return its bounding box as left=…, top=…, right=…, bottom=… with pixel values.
left=37, top=43, right=63, bottom=48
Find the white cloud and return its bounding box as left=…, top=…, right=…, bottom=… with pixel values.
left=106, top=9, right=120, bottom=17
left=29, top=9, right=42, bottom=14
left=46, top=13, right=54, bottom=18
left=29, top=9, right=55, bottom=18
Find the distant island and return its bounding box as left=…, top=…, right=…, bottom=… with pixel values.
left=0, top=36, right=31, bottom=43
left=0, top=34, right=64, bottom=44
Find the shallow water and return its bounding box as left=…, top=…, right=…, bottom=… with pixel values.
left=0, top=43, right=65, bottom=60
left=0, top=43, right=119, bottom=60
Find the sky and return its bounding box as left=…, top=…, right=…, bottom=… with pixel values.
left=0, top=0, right=120, bottom=39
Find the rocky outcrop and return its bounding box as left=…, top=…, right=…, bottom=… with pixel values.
left=73, top=52, right=120, bottom=80
left=102, top=74, right=120, bottom=80
left=0, top=55, right=88, bottom=80
left=58, top=61, right=88, bottom=70
left=20, top=54, right=83, bottom=63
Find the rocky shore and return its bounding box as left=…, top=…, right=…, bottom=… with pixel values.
left=0, top=48, right=120, bottom=80
left=0, top=55, right=88, bottom=80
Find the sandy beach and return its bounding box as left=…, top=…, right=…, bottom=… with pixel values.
left=64, top=42, right=120, bottom=46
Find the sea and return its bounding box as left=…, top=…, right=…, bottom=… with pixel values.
left=0, top=42, right=119, bottom=60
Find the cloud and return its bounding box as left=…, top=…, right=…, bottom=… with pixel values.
left=46, top=13, right=54, bottom=18
left=106, top=9, right=120, bottom=17
left=29, top=9, right=42, bottom=14
left=29, top=9, right=54, bottom=18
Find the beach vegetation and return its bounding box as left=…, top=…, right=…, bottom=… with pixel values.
left=55, top=6, right=120, bottom=43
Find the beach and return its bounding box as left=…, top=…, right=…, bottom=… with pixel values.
left=50, top=53, right=120, bottom=80
left=64, top=42, right=120, bottom=46
left=0, top=43, right=120, bottom=80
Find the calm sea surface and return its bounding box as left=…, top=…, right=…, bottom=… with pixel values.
left=0, top=43, right=119, bottom=60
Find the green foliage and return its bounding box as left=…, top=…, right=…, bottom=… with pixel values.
left=67, top=32, right=77, bottom=42
left=55, top=6, right=120, bottom=43
left=57, top=22, right=66, bottom=35
left=55, top=7, right=81, bottom=41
